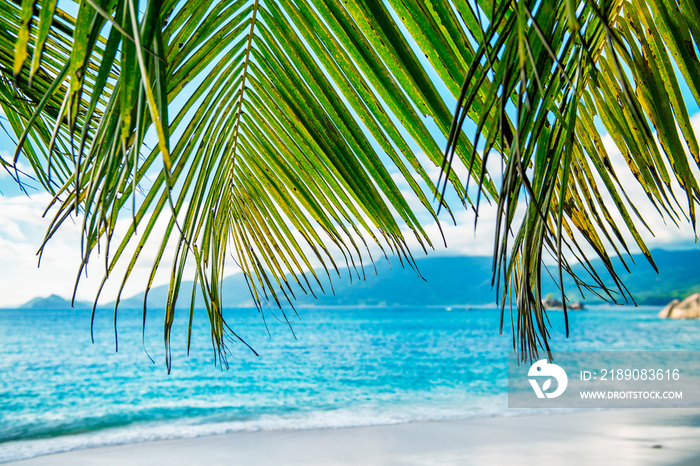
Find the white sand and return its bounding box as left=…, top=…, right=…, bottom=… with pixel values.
left=7, top=408, right=700, bottom=465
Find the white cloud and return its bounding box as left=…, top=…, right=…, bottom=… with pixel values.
left=592, top=113, right=700, bottom=252
left=396, top=112, right=700, bottom=267
left=0, top=193, right=86, bottom=306
left=403, top=203, right=502, bottom=258
left=2, top=112, right=700, bottom=307
left=0, top=192, right=205, bottom=307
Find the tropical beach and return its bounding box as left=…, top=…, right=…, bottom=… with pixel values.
left=3, top=0, right=700, bottom=464
left=2, top=303, right=700, bottom=464
left=7, top=409, right=700, bottom=466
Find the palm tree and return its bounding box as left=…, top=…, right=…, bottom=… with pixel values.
left=1, top=0, right=698, bottom=369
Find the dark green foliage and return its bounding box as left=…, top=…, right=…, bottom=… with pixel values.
left=1, top=1, right=700, bottom=367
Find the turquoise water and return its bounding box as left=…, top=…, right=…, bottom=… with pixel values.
left=1, top=304, right=699, bottom=462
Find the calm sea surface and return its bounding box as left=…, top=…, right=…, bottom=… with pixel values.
left=1, top=304, right=699, bottom=462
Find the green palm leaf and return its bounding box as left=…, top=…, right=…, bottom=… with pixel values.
left=1, top=0, right=699, bottom=368
left=441, top=0, right=700, bottom=360
left=1, top=0, right=483, bottom=370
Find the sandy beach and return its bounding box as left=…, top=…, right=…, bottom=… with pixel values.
left=6, top=408, right=700, bottom=465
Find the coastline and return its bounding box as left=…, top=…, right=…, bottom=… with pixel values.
left=6, top=408, right=700, bottom=465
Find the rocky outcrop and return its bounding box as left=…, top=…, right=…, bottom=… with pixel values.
left=542, top=296, right=563, bottom=309
left=658, top=294, right=700, bottom=319
left=541, top=296, right=584, bottom=310
left=658, top=299, right=680, bottom=318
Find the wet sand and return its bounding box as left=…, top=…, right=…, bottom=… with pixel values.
left=7, top=408, right=700, bottom=465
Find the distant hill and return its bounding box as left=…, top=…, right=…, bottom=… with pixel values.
left=109, top=255, right=497, bottom=309
left=12, top=249, right=700, bottom=310
left=19, top=294, right=91, bottom=310
left=106, top=249, right=700, bottom=309
left=560, top=248, right=700, bottom=305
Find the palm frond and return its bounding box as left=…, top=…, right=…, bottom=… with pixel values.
left=2, top=0, right=700, bottom=368
left=1, top=0, right=496, bottom=370
left=441, top=0, right=700, bottom=361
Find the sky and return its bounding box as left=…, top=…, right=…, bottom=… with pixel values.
left=1, top=3, right=699, bottom=308
left=2, top=110, right=700, bottom=308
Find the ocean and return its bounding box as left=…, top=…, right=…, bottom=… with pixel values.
left=1, top=304, right=699, bottom=462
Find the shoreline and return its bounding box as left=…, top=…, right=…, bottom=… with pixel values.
left=6, top=408, right=700, bottom=465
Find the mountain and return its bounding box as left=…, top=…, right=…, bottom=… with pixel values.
left=13, top=249, right=699, bottom=310
left=19, top=294, right=91, bottom=309
left=557, top=248, right=700, bottom=305
left=279, top=255, right=497, bottom=307
left=109, top=255, right=497, bottom=309
left=107, top=249, right=700, bottom=309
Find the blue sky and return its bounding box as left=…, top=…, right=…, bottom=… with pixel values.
left=2, top=110, right=700, bottom=308
left=2, top=2, right=700, bottom=307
